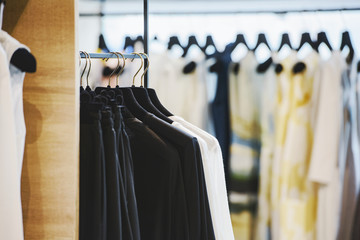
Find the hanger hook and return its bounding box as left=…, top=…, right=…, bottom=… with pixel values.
left=84, top=52, right=92, bottom=87
left=80, top=51, right=88, bottom=87
left=107, top=52, right=121, bottom=87
left=115, top=52, right=126, bottom=86
left=139, top=53, right=149, bottom=87
left=131, top=52, right=144, bottom=87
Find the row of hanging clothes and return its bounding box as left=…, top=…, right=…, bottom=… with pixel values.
left=95, top=30, right=360, bottom=240
left=79, top=51, right=234, bottom=240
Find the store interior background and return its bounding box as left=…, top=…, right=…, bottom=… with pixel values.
left=78, top=0, right=360, bottom=239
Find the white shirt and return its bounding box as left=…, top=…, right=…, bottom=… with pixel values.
left=170, top=115, right=235, bottom=240
left=307, top=51, right=345, bottom=240
left=0, top=30, right=27, bottom=240
left=0, top=30, right=28, bottom=173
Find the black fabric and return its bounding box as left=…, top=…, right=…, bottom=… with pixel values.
left=141, top=113, right=215, bottom=240
left=118, top=88, right=213, bottom=239
left=10, top=48, right=37, bottom=73
left=113, top=105, right=141, bottom=240
left=101, top=109, right=123, bottom=240
left=209, top=44, right=232, bottom=191
left=79, top=103, right=107, bottom=240
left=352, top=196, right=360, bottom=240
left=123, top=109, right=190, bottom=240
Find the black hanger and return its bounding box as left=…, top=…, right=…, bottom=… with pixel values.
left=92, top=52, right=147, bottom=120
left=10, top=48, right=36, bottom=73
left=297, top=32, right=315, bottom=51
left=147, top=88, right=173, bottom=116
left=357, top=60, right=360, bottom=73
left=315, top=31, right=333, bottom=52
left=257, top=57, right=273, bottom=73
left=123, top=36, right=134, bottom=50
left=253, top=33, right=271, bottom=51
left=230, top=33, right=250, bottom=53
left=129, top=53, right=173, bottom=124
left=278, top=33, right=293, bottom=51
left=340, top=31, right=354, bottom=64
left=292, top=61, right=306, bottom=74
left=134, top=35, right=144, bottom=45
left=182, top=35, right=202, bottom=57
left=98, top=34, right=110, bottom=53
left=168, top=36, right=183, bottom=50
left=201, top=35, right=218, bottom=55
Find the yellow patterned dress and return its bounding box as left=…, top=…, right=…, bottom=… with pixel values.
left=270, top=51, right=298, bottom=240
left=276, top=51, right=319, bottom=240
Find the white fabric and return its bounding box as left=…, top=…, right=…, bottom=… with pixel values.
left=170, top=115, right=235, bottom=240
left=307, top=52, right=345, bottom=240
left=0, top=30, right=28, bottom=174
left=255, top=61, right=277, bottom=240
left=150, top=50, right=210, bottom=131
left=309, top=51, right=345, bottom=184
left=0, top=30, right=27, bottom=240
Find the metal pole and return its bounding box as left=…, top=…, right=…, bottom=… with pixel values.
left=144, top=0, right=149, bottom=87
left=79, top=7, right=360, bottom=17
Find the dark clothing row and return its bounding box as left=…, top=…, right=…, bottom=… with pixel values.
left=79, top=86, right=215, bottom=240
left=209, top=44, right=233, bottom=191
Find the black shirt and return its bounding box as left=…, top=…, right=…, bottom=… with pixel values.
left=80, top=102, right=107, bottom=240
left=123, top=110, right=190, bottom=240
left=141, top=113, right=215, bottom=240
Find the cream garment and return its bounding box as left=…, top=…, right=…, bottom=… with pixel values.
left=179, top=52, right=209, bottom=130
left=150, top=50, right=209, bottom=130
left=270, top=50, right=299, bottom=240
left=308, top=51, right=346, bottom=240
left=170, top=115, right=234, bottom=240
left=149, top=49, right=187, bottom=116
left=277, top=51, right=319, bottom=240
left=0, top=34, right=25, bottom=240
left=255, top=61, right=277, bottom=240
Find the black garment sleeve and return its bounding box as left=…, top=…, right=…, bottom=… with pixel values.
left=113, top=107, right=141, bottom=240
left=101, top=110, right=123, bottom=240
left=210, top=46, right=233, bottom=191
left=80, top=106, right=107, bottom=240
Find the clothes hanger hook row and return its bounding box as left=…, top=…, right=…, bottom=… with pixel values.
left=108, top=52, right=121, bottom=87
left=115, top=52, right=126, bottom=86
left=131, top=52, right=144, bottom=87
left=139, top=52, right=150, bottom=87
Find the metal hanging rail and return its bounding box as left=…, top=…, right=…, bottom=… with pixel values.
left=79, top=5, right=360, bottom=17
left=79, top=52, right=147, bottom=59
